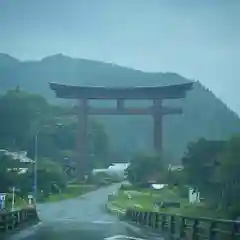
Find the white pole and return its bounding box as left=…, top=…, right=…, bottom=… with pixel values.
left=0, top=194, right=4, bottom=210
left=33, top=124, right=61, bottom=204
left=34, top=131, right=38, bottom=204
left=11, top=187, right=15, bottom=210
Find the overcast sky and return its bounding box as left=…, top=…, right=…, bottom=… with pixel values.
left=0, top=0, right=239, bottom=113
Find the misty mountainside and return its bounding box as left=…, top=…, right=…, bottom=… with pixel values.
left=1, top=53, right=240, bottom=162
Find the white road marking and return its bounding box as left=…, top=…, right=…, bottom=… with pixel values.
left=91, top=220, right=115, bottom=224
left=105, top=235, right=146, bottom=240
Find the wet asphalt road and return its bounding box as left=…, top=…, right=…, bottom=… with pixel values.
left=10, top=184, right=164, bottom=240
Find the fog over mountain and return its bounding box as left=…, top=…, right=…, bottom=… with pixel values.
left=0, top=53, right=239, bottom=162
left=1, top=0, right=239, bottom=113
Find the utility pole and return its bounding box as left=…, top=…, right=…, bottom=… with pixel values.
left=33, top=131, right=38, bottom=204
left=33, top=123, right=63, bottom=203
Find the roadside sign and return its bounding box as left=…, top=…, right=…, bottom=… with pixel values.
left=28, top=194, right=33, bottom=205
left=0, top=193, right=6, bottom=210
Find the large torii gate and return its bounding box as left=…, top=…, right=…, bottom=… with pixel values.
left=50, top=82, right=193, bottom=176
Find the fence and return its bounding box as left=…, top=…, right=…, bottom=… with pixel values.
left=0, top=207, right=39, bottom=234
left=125, top=209, right=240, bottom=240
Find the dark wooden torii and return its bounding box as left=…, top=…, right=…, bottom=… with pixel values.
left=49, top=82, right=193, bottom=176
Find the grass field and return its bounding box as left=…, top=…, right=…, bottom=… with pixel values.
left=4, top=195, right=28, bottom=210
left=3, top=184, right=98, bottom=208
left=109, top=187, right=185, bottom=211
left=108, top=186, right=227, bottom=218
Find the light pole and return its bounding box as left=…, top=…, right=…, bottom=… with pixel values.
left=33, top=123, right=63, bottom=203
left=33, top=129, right=39, bottom=204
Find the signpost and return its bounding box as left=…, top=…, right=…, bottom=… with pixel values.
left=11, top=187, right=15, bottom=211
left=28, top=194, right=33, bottom=205
left=189, top=187, right=200, bottom=204
left=0, top=193, right=6, bottom=211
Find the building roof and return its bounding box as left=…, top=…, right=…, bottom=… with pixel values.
left=49, top=82, right=193, bottom=100
left=1, top=150, right=34, bottom=163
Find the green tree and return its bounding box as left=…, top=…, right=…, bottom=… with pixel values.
left=0, top=152, right=32, bottom=193
left=126, top=152, right=166, bottom=185
left=166, top=170, right=186, bottom=187
left=0, top=90, right=48, bottom=150
left=36, top=157, right=67, bottom=197
left=0, top=89, right=110, bottom=193
left=181, top=139, right=224, bottom=187
left=214, top=135, right=240, bottom=214
left=181, top=137, right=240, bottom=215
left=88, top=119, right=110, bottom=169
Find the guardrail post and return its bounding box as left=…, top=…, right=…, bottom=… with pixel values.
left=124, top=208, right=240, bottom=240
left=135, top=211, right=138, bottom=222
left=132, top=211, right=136, bottom=222
left=208, top=221, right=216, bottom=240
left=180, top=217, right=186, bottom=239
left=161, top=214, right=166, bottom=231
left=3, top=214, right=8, bottom=232
left=131, top=210, right=134, bottom=220
left=148, top=212, right=153, bottom=227
left=137, top=212, right=141, bottom=224
left=10, top=213, right=14, bottom=229
left=140, top=212, right=144, bottom=224
left=155, top=213, right=159, bottom=229
left=20, top=210, right=23, bottom=222
left=0, top=207, right=39, bottom=235
left=15, top=211, right=20, bottom=227
left=12, top=212, right=16, bottom=228
left=20, top=210, right=24, bottom=223
left=143, top=212, right=147, bottom=225
left=192, top=219, right=199, bottom=240
left=231, top=222, right=238, bottom=240
left=169, top=215, right=175, bottom=236
left=125, top=210, right=130, bottom=219
left=0, top=214, right=4, bottom=231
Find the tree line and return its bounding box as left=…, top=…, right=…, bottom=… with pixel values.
left=0, top=88, right=110, bottom=197
left=126, top=136, right=240, bottom=219
left=182, top=137, right=240, bottom=219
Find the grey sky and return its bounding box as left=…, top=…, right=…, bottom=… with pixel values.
left=0, top=0, right=239, bottom=113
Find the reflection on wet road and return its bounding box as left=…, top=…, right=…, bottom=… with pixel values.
left=10, top=184, right=163, bottom=240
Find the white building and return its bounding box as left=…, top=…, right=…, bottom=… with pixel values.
left=0, top=149, right=34, bottom=174
left=92, top=163, right=130, bottom=180
left=189, top=188, right=200, bottom=204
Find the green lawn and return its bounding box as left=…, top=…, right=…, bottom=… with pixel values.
left=5, top=195, right=28, bottom=210
left=110, top=187, right=185, bottom=211
left=3, top=184, right=98, bottom=210
left=108, top=186, right=226, bottom=218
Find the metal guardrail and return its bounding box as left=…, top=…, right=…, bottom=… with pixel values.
left=0, top=206, right=39, bottom=233
left=125, top=209, right=240, bottom=240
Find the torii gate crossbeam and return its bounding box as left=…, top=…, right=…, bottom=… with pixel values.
left=50, top=82, right=193, bottom=177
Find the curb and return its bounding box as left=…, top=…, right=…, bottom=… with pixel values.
left=0, top=207, right=40, bottom=238
left=105, top=203, right=126, bottom=218
left=105, top=204, right=164, bottom=239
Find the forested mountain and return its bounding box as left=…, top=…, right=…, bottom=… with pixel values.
left=1, top=53, right=239, bottom=162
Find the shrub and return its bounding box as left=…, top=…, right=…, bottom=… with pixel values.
left=120, top=183, right=133, bottom=190
left=177, top=186, right=189, bottom=198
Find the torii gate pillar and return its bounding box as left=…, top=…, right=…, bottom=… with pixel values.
left=76, top=98, right=88, bottom=176
left=153, top=99, right=163, bottom=153
left=49, top=82, right=193, bottom=178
